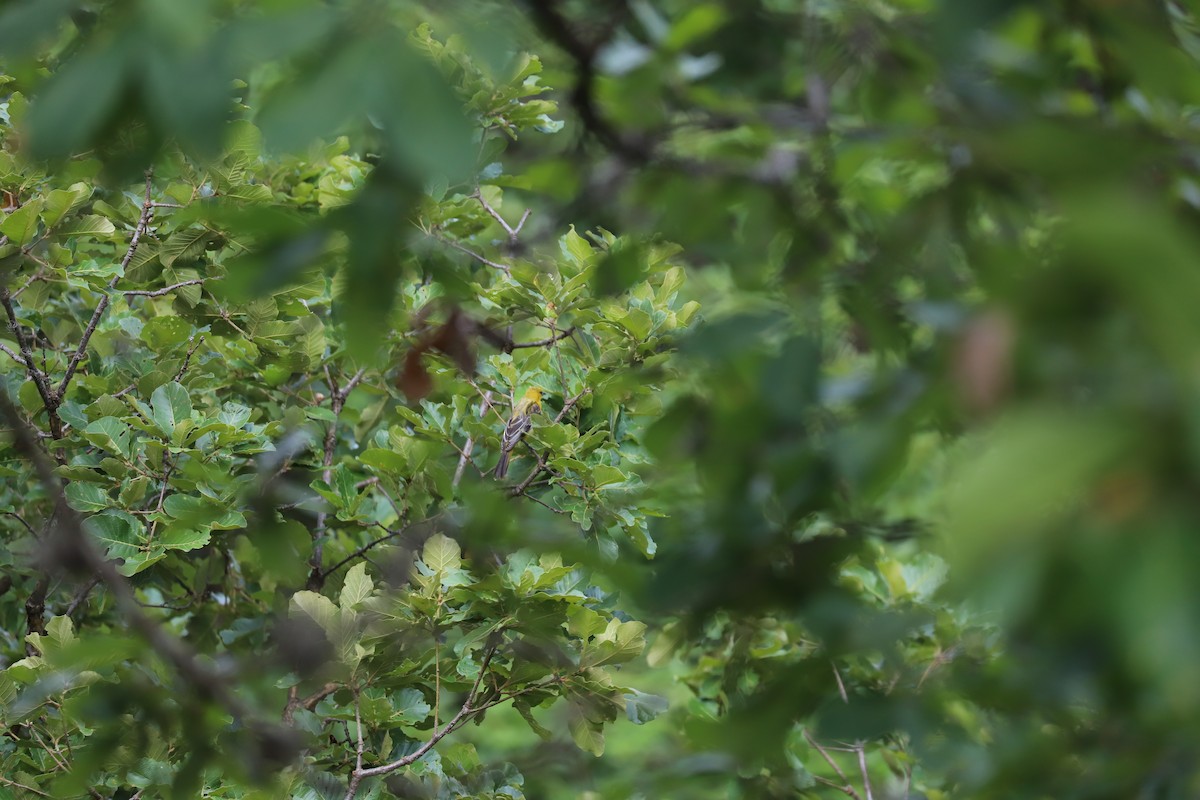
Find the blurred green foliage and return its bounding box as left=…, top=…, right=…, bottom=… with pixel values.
left=4, top=0, right=1200, bottom=798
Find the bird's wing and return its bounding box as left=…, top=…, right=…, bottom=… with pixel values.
left=500, top=413, right=533, bottom=450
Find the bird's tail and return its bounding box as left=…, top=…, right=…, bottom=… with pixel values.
left=494, top=450, right=510, bottom=478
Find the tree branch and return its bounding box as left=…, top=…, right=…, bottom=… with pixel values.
left=430, top=233, right=512, bottom=273
left=346, top=644, right=499, bottom=794
left=283, top=682, right=340, bottom=724
left=453, top=391, right=493, bottom=488
left=0, top=385, right=288, bottom=755
left=856, top=742, right=875, bottom=800
left=57, top=170, right=156, bottom=400
left=508, top=326, right=576, bottom=350
left=0, top=285, right=60, bottom=435
left=121, top=278, right=208, bottom=298
left=0, top=341, right=27, bottom=367
left=803, top=729, right=862, bottom=800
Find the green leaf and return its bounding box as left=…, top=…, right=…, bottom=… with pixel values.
left=0, top=199, right=42, bottom=245
left=52, top=214, right=116, bottom=237
left=422, top=533, right=461, bottom=574
left=591, top=464, right=626, bottom=488
left=392, top=688, right=432, bottom=725
left=160, top=527, right=212, bottom=552
left=290, top=591, right=338, bottom=636
left=84, top=511, right=143, bottom=564
left=81, top=417, right=134, bottom=461
left=65, top=482, right=110, bottom=512
left=150, top=381, right=193, bottom=438
left=568, top=713, right=605, bottom=756
left=624, top=689, right=669, bottom=724
left=340, top=563, right=373, bottom=610
left=42, top=182, right=92, bottom=228
left=581, top=619, right=647, bottom=667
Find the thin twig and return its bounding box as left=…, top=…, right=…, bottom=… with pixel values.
left=1, top=285, right=59, bottom=434
left=513, top=208, right=532, bottom=237
left=856, top=742, right=874, bottom=800
left=122, top=278, right=208, bottom=298
left=453, top=391, right=492, bottom=488
left=509, top=326, right=576, bottom=349
left=430, top=233, right=511, bottom=273
left=471, top=190, right=516, bottom=238
left=282, top=682, right=340, bottom=724
left=803, top=729, right=862, bottom=800
left=833, top=661, right=849, bottom=703
left=65, top=576, right=101, bottom=618
left=308, top=367, right=368, bottom=589
left=0, top=341, right=26, bottom=367
left=2, top=510, right=38, bottom=538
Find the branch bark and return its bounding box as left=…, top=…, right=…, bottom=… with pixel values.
left=453, top=391, right=492, bottom=488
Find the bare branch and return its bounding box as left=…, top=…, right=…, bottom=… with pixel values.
left=803, top=729, right=862, bottom=800
left=435, top=234, right=512, bottom=273
left=509, top=326, right=577, bottom=349
left=471, top=190, right=517, bottom=238
left=856, top=743, right=875, bottom=800
left=833, top=661, right=849, bottom=703
left=122, top=278, right=208, bottom=298
left=454, top=390, right=493, bottom=488
left=348, top=643, right=500, bottom=791
left=513, top=208, right=532, bottom=237
left=0, top=341, right=27, bottom=367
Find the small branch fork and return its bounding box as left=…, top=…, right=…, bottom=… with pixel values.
left=470, top=189, right=531, bottom=247
left=422, top=187, right=532, bottom=275
left=282, top=682, right=340, bottom=725
left=453, top=390, right=493, bottom=489
left=0, top=170, right=159, bottom=440
left=800, top=664, right=876, bottom=800
left=343, top=644, right=515, bottom=799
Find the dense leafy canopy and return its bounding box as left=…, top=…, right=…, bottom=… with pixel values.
left=4, top=1, right=1200, bottom=798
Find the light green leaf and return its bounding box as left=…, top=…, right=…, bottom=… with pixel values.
left=422, top=533, right=461, bottom=574
left=568, top=713, right=605, bottom=756
left=53, top=214, right=116, bottom=237
left=0, top=199, right=43, bottom=245
left=591, top=464, right=626, bottom=488
left=160, top=527, right=211, bottom=552
left=624, top=689, right=669, bottom=724
left=340, top=563, right=373, bottom=610
left=290, top=591, right=338, bottom=635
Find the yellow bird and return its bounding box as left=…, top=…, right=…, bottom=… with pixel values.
left=494, top=387, right=544, bottom=478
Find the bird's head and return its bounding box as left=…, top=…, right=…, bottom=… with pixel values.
left=525, top=386, right=545, bottom=404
